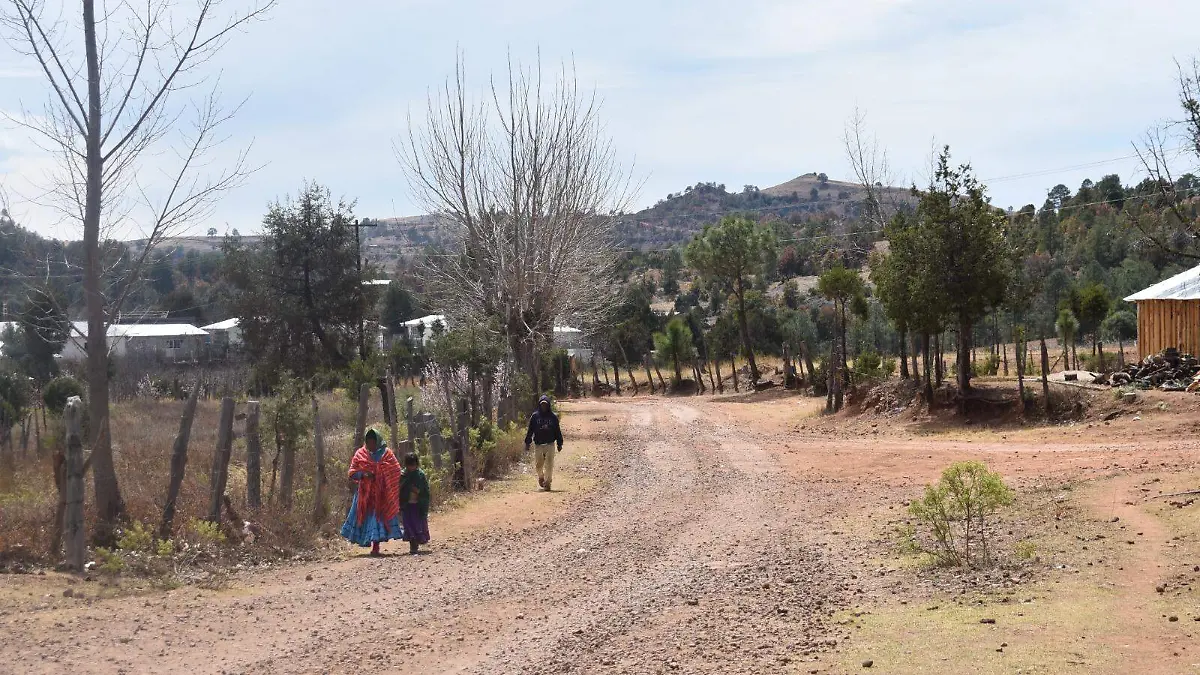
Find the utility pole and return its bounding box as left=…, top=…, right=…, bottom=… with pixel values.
left=353, top=217, right=378, bottom=361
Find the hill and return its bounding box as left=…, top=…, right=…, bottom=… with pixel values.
left=614, top=174, right=916, bottom=250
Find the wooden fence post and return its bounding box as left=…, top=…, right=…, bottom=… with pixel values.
left=354, top=383, right=370, bottom=449
left=430, top=432, right=445, bottom=472
left=245, top=401, right=262, bottom=509
left=160, top=382, right=201, bottom=538
left=312, top=396, right=327, bottom=523
left=405, top=396, right=415, bottom=441
left=63, top=396, right=85, bottom=573
left=207, top=397, right=236, bottom=522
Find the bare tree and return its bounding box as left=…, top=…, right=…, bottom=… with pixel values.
left=842, top=108, right=902, bottom=233
left=399, top=55, right=635, bottom=392
left=0, top=0, right=272, bottom=537
left=1132, top=57, right=1200, bottom=260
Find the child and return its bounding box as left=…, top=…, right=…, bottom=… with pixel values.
left=399, top=453, right=431, bottom=555
left=340, top=428, right=402, bottom=556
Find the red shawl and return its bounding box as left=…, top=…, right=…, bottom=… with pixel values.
left=348, top=446, right=402, bottom=526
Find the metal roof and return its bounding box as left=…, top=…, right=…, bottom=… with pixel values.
left=403, top=314, right=446, bottom=327
left=202, top=318, right=240, bottom=331
left=71, top=322, right=209, bottom=338
left=1124, top=265, right=1200, bottom=301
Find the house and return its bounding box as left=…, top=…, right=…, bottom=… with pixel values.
left=202, top=318, right=243, bottom=352
left=61, top=322, right=210, bottom=362
left=400, top=314, right=447, bottom=346
left=1124, top=265, right=1200, bottom=358
left=553, top=324, right=593, bottom=361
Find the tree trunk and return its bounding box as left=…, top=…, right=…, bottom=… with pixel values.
left=312, top=396, right=327, bottom=523
left=734, top=280, right=759, bottom=382
left=653, top=360, right=667, bottom=391
left=1016, top=338, right=1026, bottom=411
left=839, top=300, right=849, bottom=389
left=81, top=0, right=123, bottom=542
left=730, top=354, right=739, bottom=392
left=245, top=401, right=262, bottom=509
left=1071, top=341, right=1078, bottom=371
left=1096, top=336, right=1105, bottom=372
left=705, top=359, right=717, bottom=393
left=643, top=355, right=656, bottom=395
left=1002, top=342, right=1009, bottom=377
left=923, top=333, right=935, bottom=407
left=1118, top=336, right=1125, bottom=369
left=801, top=342, right=816, bottom=391
left=625, top=362, right=640, bottom=395
left=898, top=325, right=910, bottom=380
left=957, top=319, right=972, bottom=414
left=673, top=356, right=683, bottom=384
left=612, top=360, right=622, bottom=395
left=160, top=383, right=201, bottom=538
left=911, top=332, right=920, bottom=382
left=715, top=357, right=724, bottom=393
left=1040, top=336, right=1051, bottom=413
left=207, top=397, right=235, bottom=522
left=591, top=357, right=601, bottom=395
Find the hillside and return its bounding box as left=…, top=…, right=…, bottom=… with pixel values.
left=614, top=174, right=915, bottom=250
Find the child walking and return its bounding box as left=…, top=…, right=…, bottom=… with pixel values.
left=399, top=453, right=431, bottom=555
left=340, top=428, right=403, bottom=556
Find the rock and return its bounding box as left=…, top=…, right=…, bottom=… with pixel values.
left=62, top=589, right=74, bottom=598
left=980, top=618, right=996, bottom=624
left=862, top=660, right=874, bottom=668
left=1169, top=616, right=1179, bottom=622
left=305, top=574, right=313, bottom=581
left=1156, top=585, right=1166, bottom=593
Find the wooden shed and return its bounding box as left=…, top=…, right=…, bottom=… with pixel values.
left=1125, top=265, right=1200, bottom=358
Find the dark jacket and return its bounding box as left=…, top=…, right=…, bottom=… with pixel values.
left=525, top=402, right=563, bottom=448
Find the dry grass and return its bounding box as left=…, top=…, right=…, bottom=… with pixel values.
left=0, top=388, right=422, bottom=568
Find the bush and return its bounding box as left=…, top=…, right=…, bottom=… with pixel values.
left=852, top=350, right=884, bottom=381
left=908, top=461, right=1014, bottom=568
left=43, top=376, right=85, bottom=413
left=972, top=353, right=1000, bottom=378
left=116, top=520, right=154, bottom=553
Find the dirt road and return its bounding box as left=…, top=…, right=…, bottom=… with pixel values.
left=1, top=399, right=861, bottom=675
left=3, top=395, right=1199, bottom=674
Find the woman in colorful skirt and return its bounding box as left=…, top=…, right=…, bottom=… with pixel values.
left=399, top=452, right=431, bottom=555
left=340, top=428, right=403, bottom=556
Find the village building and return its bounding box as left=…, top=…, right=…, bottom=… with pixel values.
left=201, top=318, right=243, bottom=355
left=61, top=322, right=210, bottom=362
left=1124, top=264, right=1200, bottom=359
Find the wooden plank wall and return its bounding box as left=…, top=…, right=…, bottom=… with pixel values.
left=1135, top=300, right=1200, bottom=359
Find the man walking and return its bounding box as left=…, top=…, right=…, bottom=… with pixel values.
left=525, top=395, right=564, bottom=491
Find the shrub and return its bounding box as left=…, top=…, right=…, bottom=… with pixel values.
left=185, top=518, right=227, bottom=547
left=972, top=353, right=1000, bottom=378
left=94, top=547, right=126, bottom=575
left=43, top=376, right=85, bottom=413
left=116, top=520, right=154, bottom=553
left=908, top=461, right=1014, bottom=568
left=852, top=350, right=884, bottom=381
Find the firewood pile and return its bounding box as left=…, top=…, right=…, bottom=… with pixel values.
left=1109, top=348, right=1200, bottom=391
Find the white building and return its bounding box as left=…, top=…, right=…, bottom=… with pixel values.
left=554, top=325, right=593, bottom=361
left=202, top=318, right=243, bottom=351
left=62, top=322, right=210, bottom=362
left=400, top=314, right=447, bottom=346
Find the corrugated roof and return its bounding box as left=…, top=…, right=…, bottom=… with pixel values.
left=1125, top=265, right=1200, bottom=301
left=202, top=318, right=240, bottom=331
left=71, top=322, right=209, bottom=338
left=403, top=314, right=446, bottom=327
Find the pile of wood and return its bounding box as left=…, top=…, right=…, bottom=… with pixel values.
left=1109, top=348, right=1200, bottom=391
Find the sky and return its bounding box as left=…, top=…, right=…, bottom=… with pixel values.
left=1, top=0, right=1200, bottom=240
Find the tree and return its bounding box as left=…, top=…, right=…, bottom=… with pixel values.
left=380, top=282, right=418, bottom=334
left=400, top=56, right=633, bottom=393
left=1056, top=309, right=1080, bottom=371
left=1102, top=310, right=1137, bottom=367
left=685, top=215, right=776, bottom=382
left=919, top=148, right=1012, bottom=408
left=653, top=317, right=695, bottom=385
left=817, top=263, right=866, bottom=412
left=208, top=228, right=219, bottom=237
left=224, top=182, right=361, bottom=380
left=1076, top=283, right=1113, bottom=365
left=0, top=0, right=273, bottom=536
left=16, top=287, right=69, bottom=383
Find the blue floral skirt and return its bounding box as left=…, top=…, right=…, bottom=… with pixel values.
left=340, top=493, right=403, bottom=546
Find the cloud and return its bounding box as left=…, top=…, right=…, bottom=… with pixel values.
left=1, top=0, right=1199, bottom=236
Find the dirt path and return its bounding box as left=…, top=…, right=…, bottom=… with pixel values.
left=0, top=399, right=856, bottom=675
